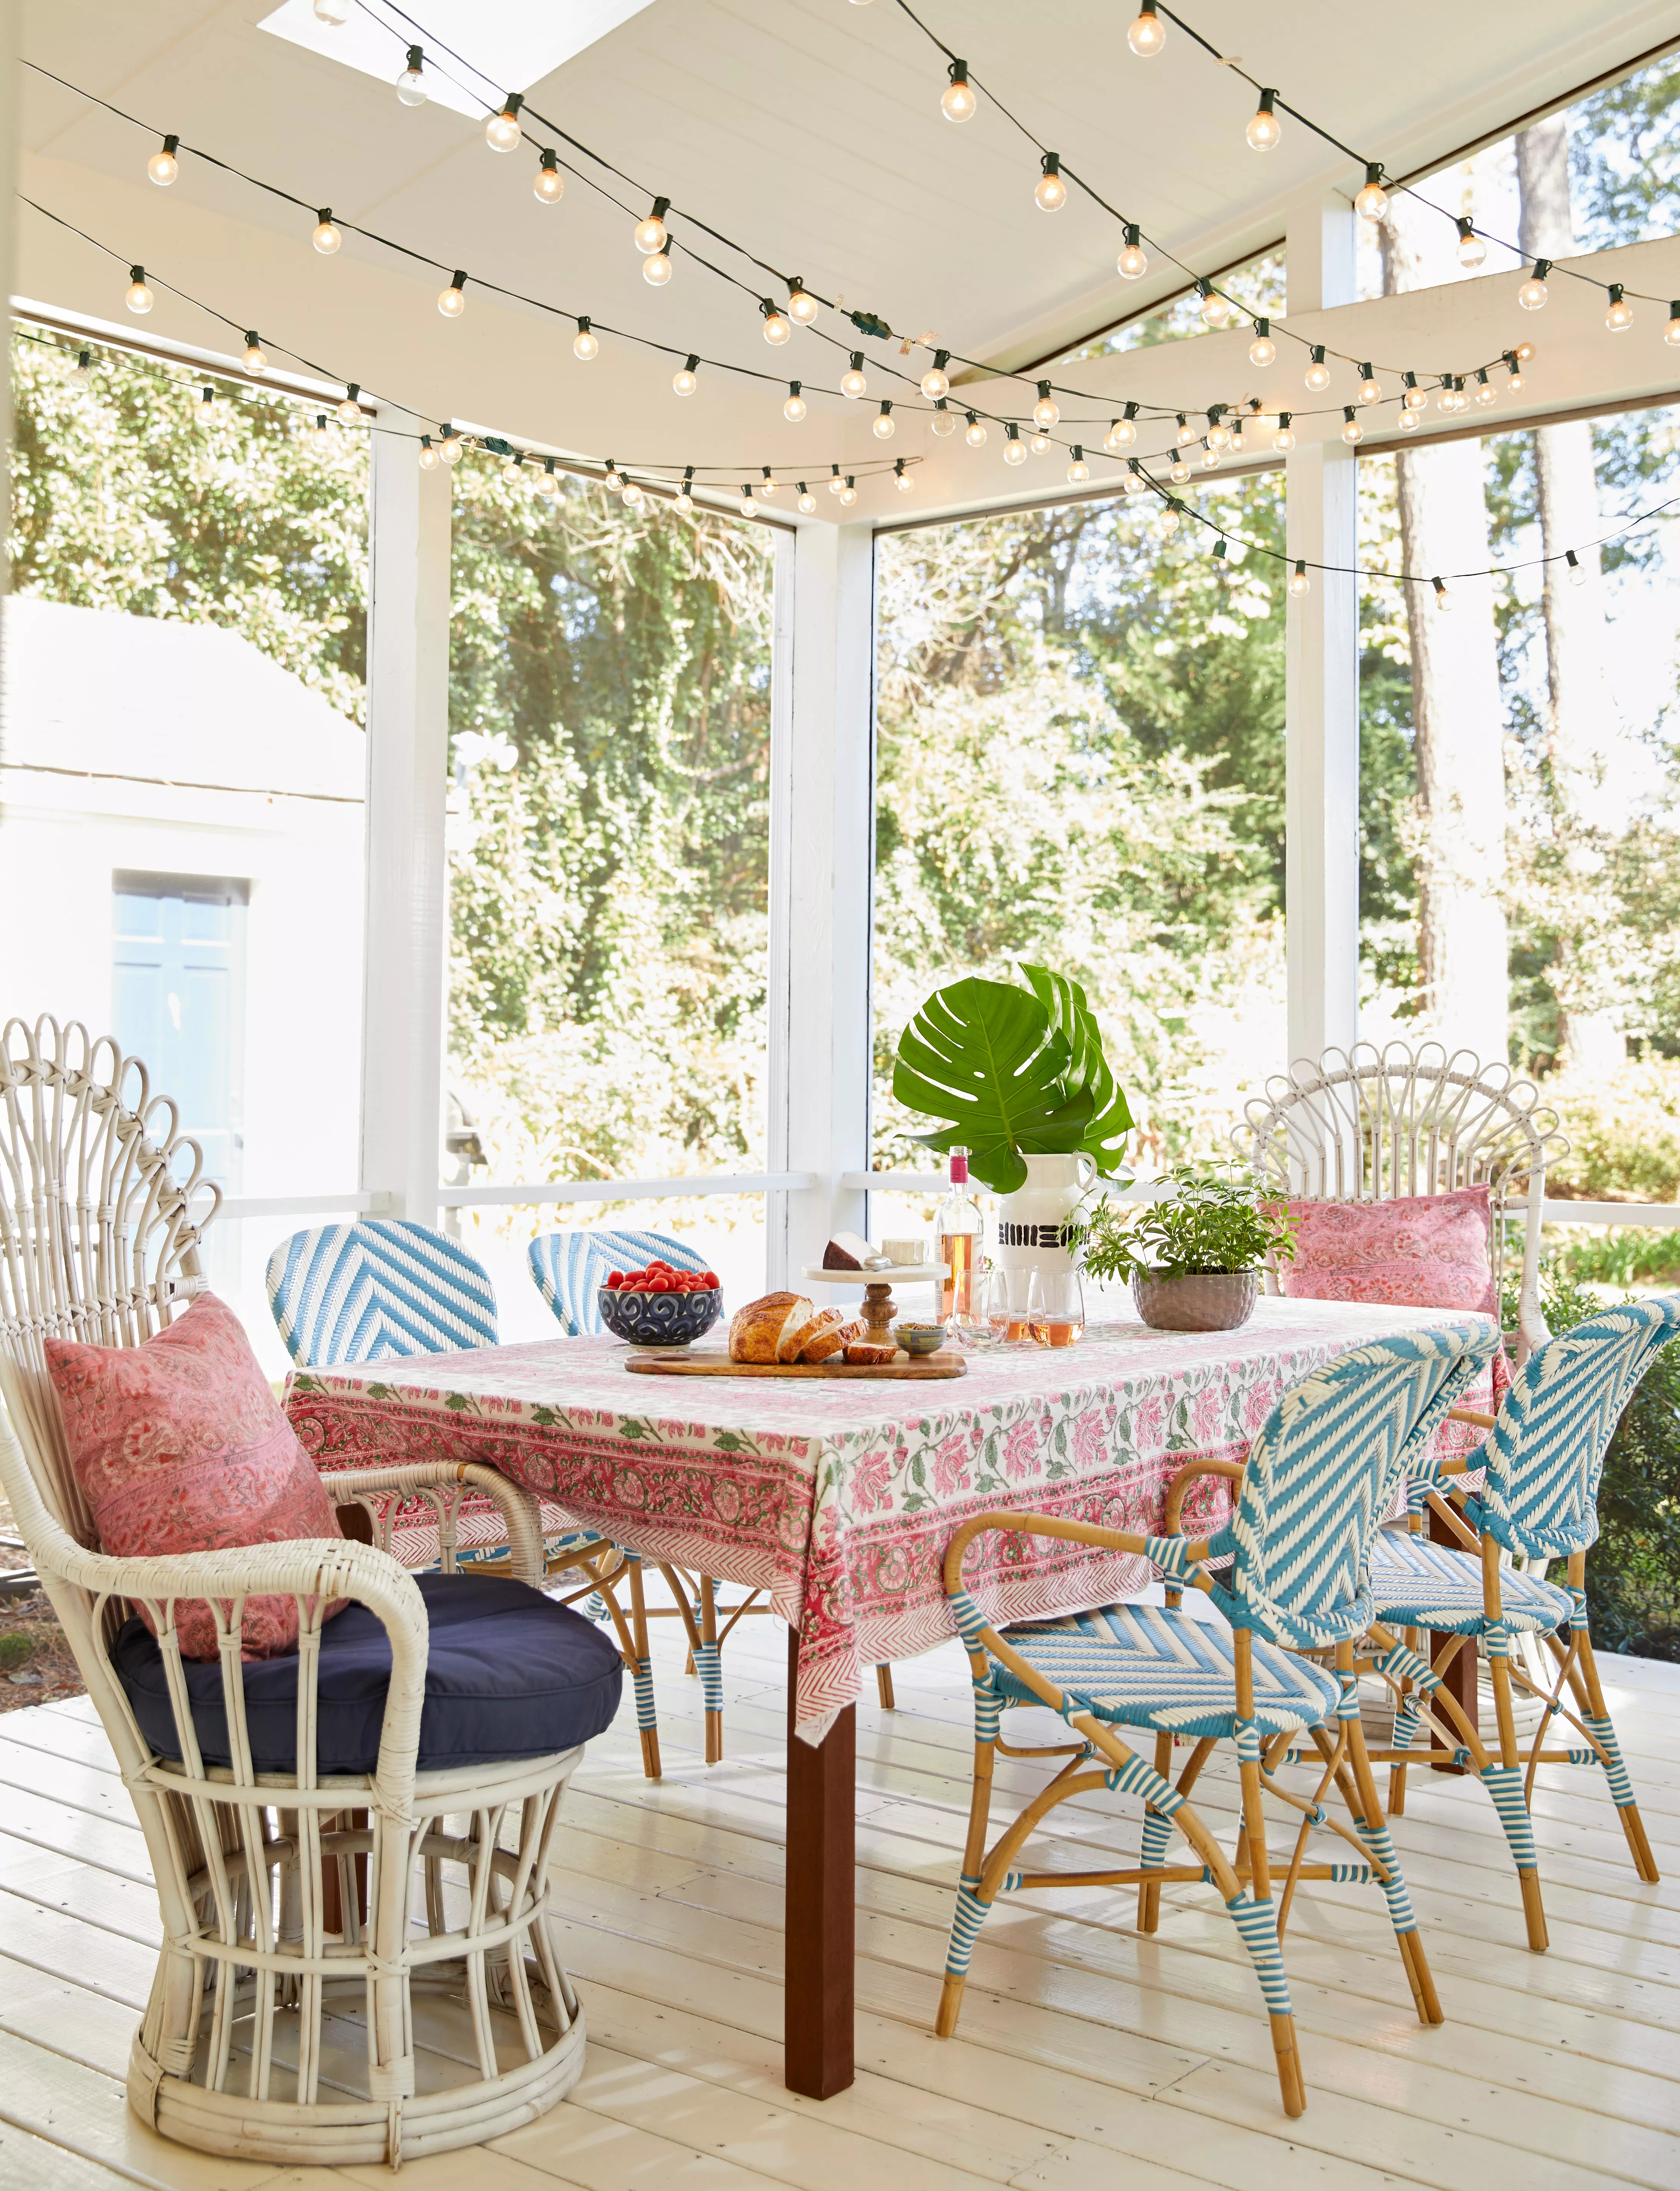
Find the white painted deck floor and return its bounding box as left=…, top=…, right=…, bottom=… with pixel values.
left=2, top=1611, right=1679, bottom=2191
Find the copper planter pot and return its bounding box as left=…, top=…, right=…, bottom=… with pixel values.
left=1131, top=1269, right=1259, bottom=1332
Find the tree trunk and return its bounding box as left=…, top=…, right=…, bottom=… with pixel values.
left=1381, top=198, right=1509, bottom=1056
left=1516, top=116, right=1622, bottom=1075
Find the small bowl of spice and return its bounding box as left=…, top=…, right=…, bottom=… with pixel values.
left=893, top=1322, right=947, bottom=1357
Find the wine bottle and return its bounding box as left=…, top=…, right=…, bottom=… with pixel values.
left=935, top=1145, right=982, bottom=1326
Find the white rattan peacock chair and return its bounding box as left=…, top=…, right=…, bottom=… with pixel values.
left=1235, top=1041, right=1569, bottom=1361
left=0, top=1018, right=610, bottom=2169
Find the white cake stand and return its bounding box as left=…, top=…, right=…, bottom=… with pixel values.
left=799, top=1263, right=950, bottom=1346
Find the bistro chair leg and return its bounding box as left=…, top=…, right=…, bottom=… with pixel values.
left=1340, top=1657, right=1442, bottom=2025
left=626, top=1555, right=662, bottom=1781
left=876, top=1662, right=896, bottom=1710
left=1574, top=1624, right=1660, bottom=1882
left=698, top=1575, right=724, bottom=1763
left=937, top=1672, right=1002, bottom=2039
left=1136, top=1730, right=1174, bottom=1934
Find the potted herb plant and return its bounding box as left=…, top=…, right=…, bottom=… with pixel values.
left=1079, top=1167, right=1297, bottom=1332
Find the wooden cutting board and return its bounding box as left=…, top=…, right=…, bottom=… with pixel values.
left=626, top=1348, right=967, bottom=1379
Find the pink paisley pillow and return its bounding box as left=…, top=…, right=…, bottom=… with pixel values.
left=45, top=1292, right=345, bottom=1662
left=1276, top=1186, right=1497, bottom=1317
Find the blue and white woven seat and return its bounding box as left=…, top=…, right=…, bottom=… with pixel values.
left=935, top=1318, right=1500, bottom=2121
left=993, top=1603, right=1340, bottom=1742
left=1366, top=1293, right=1680, bottom=1948
left=1367, top=1531, right=1572, bottom=1634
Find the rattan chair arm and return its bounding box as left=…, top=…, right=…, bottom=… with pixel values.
left=941, top=1508, right=1211, bottom=1598
left=325, top=1460, right=546, bottom=1583
left=1447, top=1407, right=1497, bottom=1431
left=1163, top=1456, right=1247, bottom=1538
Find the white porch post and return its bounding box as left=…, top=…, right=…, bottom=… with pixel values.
left=766, top=519, right=876, bottom=1286
left=359, top=417, right=452, bottom=1226
left=1284, top=193, right=1360, bottom=1068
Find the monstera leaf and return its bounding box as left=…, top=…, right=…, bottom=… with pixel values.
left=893, top=975, right=1100, bottom=1195
left=1019, top=963, right=1134, bottom=1172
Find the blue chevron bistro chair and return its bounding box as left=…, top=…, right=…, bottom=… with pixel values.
left=266, top=1221, right=663, bottom=1770
left=527, top=1226, right=804, bottom=1764
left=935, top=1321, right=1498, bottom=2119
left=1363, top=1293, right=1680, bottom=1950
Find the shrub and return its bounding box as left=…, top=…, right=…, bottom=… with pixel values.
left=1547, top=1061, right=1680, bottom=1204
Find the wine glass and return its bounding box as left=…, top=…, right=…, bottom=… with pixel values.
left=950, top=1264, right=1004, bottom=1351
left=986, top=1266, right=1035, bottom=1346
left=1028, top=1268, right=1086, bottom=1348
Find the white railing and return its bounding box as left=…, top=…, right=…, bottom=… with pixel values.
left=439, top=1171, right=816, bottom=1209
left=218, top=1191, right=382, bottom=1220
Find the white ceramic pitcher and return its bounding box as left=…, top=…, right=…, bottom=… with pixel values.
left=993, top=1153, right=1097, bottom=1273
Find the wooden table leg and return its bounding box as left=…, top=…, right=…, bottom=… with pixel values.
left=1428, top=1504, right=1478, bottom=1773
left=784, top=1625, right=855, bottom=2099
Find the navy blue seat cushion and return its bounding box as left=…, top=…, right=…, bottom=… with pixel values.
left=114, top=1571, right=624, bottom=1777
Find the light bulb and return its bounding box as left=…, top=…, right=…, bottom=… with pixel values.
left=1176, top=416, right=1196, bottom=446
left=965, top=414, right=988, bottom=447
left=337, top=386, right=362, bottom=423
left=1161, top=509, right=1179, bottom=535
left=841, top=355, right=868, bottom=399
left=673, top=356, right=699, bottom=396
left=1207, top=419, right=1231, bottom=449
left=1128, top=3, right=1164, bottom=56
left=1437, top=381, right=1456, bottom=412
left=1273, top=423, right=1295, bottom=451
left=644, top=250, right=672, bottom=285
left=438, top=272, right=466, bottom=317
left=534, top=154, right=564, bottom=203
left=486, top=98, right=523, bottom=152
left=1107, top=414, right=1137, bottom=447
left=675, top=485, right=695, bottom=513
left=573, top=322, right=599, bottom=361
left=439, top=432, right=463, bottom=464
left=1516, top=341, right=1536, bottom=363
left=1398, top=408, right=1419, bottom=431
left=839, top=480, right=858, bottom=506
left=1456, top=219, right=1486, bottom=269
left=1433, top=581, right=1451, bottom=611
left=828, top=471, right=844, bottom=495
left=1035, top=156, right=1066, bottom=212
left=1117, top=228, right=1148, bottom=279
left=1341, top=409, right=1363, bottom=445
left=763, top=308, right=791, bottom=344
left=148, top=137, right=179, bottom=186
left=1169, top=457, right=1191, bottom=483
left=1030, top=431, right=1052, bottom=455
left=635, top=203, right=668, bottom=254
left=1246, top=92, right=1280, bottom=152
left=1305, top=350, right=1330, bottom=391
left=72, top=349, right=91, bottom=379
left=397, top=48, right=428, bottom=104
left=536, top=464, right=558, bottom=495
left=1567, top=551, right=1589, bottom=588
left=760, top=472, right=778, bottom=496
left=1123, top=468, right=1147, bottom=496
left=1519, top=270, right=1548, bottom=310
left=1355, top=166, right=1389, bottom=222
left=125, top=268, right=153, bottom=315
left=1288, top=562, right=1310, bottom=598
left=1004, top=433, right=1027, bottom=465
left=314, top=0, right=350, bottom=20
left=783, top=383, right=806, bottom=421
left=418, top=438, right=439, bottom=471
left=932, top=403, right=957, bottom=436
left=1606, top=285, right=1634, bottom=331
left=1228, top=425, right=1245, bottom=454
left=313, top=211, right=342, bottom=254
left=798, top=488, right=816, bottom=511
left=922, top=368, right=950, bottom=404
left=605, top=464, right=623, bottom=489
left=1200, top=446, right=1219, bottom=469
left=789, top=284, right=819, bottom=324
left=1249, top=329, right=1276, bottom=369
left=942, top=62, right=977, bottom=122
left=1032, top=393, right=1059, bottom=431
left=243, top=333, right=266, bottom=374
left=1403, top=383, right=1426, bottom=410
left=1067, top=451, right=1090, bottom=482
left=896, top=465, right=913, bottom=492
left=738, top=491, right=755, bottom=518
left=310, top=413, right=330, bottom=438
left=622, top=481, right=644, bottom=507
left=1508, top=368, right=1525, bottom=394
left=874, top=405, right=895, bottom=439
left=1476, top=373, right=1496, bottom=406
left=1358, top=370, right=1380, bottom=404
left=1200, top=287, right=1229, bottom=327
left=1667, top=303, right=1680, bottom=346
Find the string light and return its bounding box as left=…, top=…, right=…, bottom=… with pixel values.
left=896, top=457, right=914, bottom=491
left=1212, top=537, right=1229, bottom=578
left=1455, top=217, right=1486, bottom=270
left=312, top=209, right=342, bottom=254
left=783, top=380, right=806, bottom=421
left=1305, top=345, right=1330, bottom=392
left=788, top=280, right=818, bottom=324
left=676, top=468, right=695, bottom=513
left=622, top=477, right=644, bottom=507
left=932, top=400, right=956, bottom=436
left=1355, top=164, right=1389, bottom=222
left=536, top=457, right=559, bottom=496
left=828, top=464, right=844, bottom=495
left=1117, top=224, right=1147, bottom=279
left=874, top=401, right=895, bottom=439
left=1207, top=412, right=1230, bottom=449
left=1128, top=3, right=1165, bottom=56
left=1432, top=575, right=1451, bottom=610
left=439, top=427, right=463, bottom=464
left=1004, top=423, right=1027, bottom=464
left=1176, top=414, right=1197, bottom=447
left=1199, top=442, right=1219, bottom=470
left=1067, top=445, right=1089, bottom=482
left=125, top=265, right=153, bottom=313
left=673, top=354, right=699, bottom=395
left=198, top=384, right=214, bottom=421
left=1403, top=373, right=1425, bottom=410
left=486, top=93, right=523, bottom=152
left=1273, top=413, right=1294, bottom=452
left=242, top=330, right=265, bottom=373
left=1123, top=460, right=1148, bottom=496
left=147, top=134, right=178, bottom=186
left=762, top=302, right=792, bottom=343
left=1033, top=381, right=1060, bottom=429
left=533, top=150, right=564, bottom=203
left=72, top=348, right=91, bottom=378
left=1341, top=406, right=1362, bottom=445
left=604, top=459, right=624, bottom=488
left=1249, top=318, right=1275, bottom=368
left=921, top=351, right=951, bottom=401
left=336, top=383, right=362, bottom=423
left=1161, top=506, right=1179, bottom=535
left=942, top=59, right=977, bottom=122
left=396, top=46, right=428, bottom=106
left=1606, top=283, right=1634, bottom=330
left=311, top=413, right=329, bottom=438
left=841, top=353, right=868, bottom=398
left=1289, top=560, right=1310, bottom=597
left=1197, top=280, right=1228, bottom=327
left=1475, top=367, right=1496, bottom=406
left=760, top=466, right=778, bottom=496
left=839, top=476, right=858, bottom=506
left=573, top=317, right=599, bottom=360
left=1035, top=153, right=1067, bottom=212
left=1030, top=431, right=1052, bottom=455
left=643, top=242, right=672, bottom=286
left=1106, top=404, right=1139, bottom=448
left=1566, top=549, right=1588, bottom=587
left=1358, top=364, right=1380, bottom=404
left=1246, top=90, right=1280, bottom=152
left=438, top=270, right=467, bottom=318
left=1169, top=454, right=1191, bottom=483
left=1518, top=258, right=1550, bottom=310
left=1668, top=301, right=1680, bottom=347
left=1398, top=406, right=1419, bottom=432
left=797, top=482, right=816, bottom=511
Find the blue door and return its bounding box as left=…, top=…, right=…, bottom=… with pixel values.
left=112, top=873, right=247, bottom=1190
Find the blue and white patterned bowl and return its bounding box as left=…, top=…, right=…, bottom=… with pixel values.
left=599, top=1285, right=722, bottom=1347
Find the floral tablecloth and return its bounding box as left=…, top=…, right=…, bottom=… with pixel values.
left=283, top=1296, right=1495, bottom=1745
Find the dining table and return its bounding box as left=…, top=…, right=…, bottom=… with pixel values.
left=282, top=1291, right=1497, bottom=2102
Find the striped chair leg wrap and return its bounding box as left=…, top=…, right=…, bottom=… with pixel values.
left=972, top=1679, right=1003, bottom=1747
left=943, top=1870, right=1021, bottom=1979
left=1224, top=1893, right=1293, bottom=2018
left=630, top=1657, right=658, bottom=1733
left=1139, top=1806, right=1176, bottom=1871
left=585, top=1593, right=609, bottom=1623
left=1353, top=1815, right=1418, bottom=1934
left=1375, top=1642, right=1440, bottom=1691
left=1391, top=1694, right=1423, bottom=1752
left=1480, top=1762, right=1539, bottom=1870
left=1580, top=1713, right=1638, bottom=1806
left=695, top=1640, right=724, bottom=1717
left=1100, top=1751, right=1187, bottom=1815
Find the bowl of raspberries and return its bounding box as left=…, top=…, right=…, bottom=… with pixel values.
left=599, top=1258, right=724, bottom=1346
